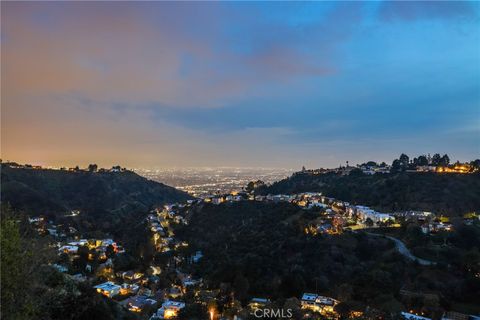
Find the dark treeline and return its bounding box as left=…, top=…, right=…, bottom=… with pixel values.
left=390, top=153, right=479, bottom=173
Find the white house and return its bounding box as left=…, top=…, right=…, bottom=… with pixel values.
left=401, top=312, right=431, bottom=320
left=93, top=281, right=121, bottom=298
left=58, top=245, right=78, bottom=254
left=355, top=206, right=394, bottom=224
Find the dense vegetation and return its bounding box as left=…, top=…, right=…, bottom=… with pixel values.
left=258, top=172, right=480, bottom=216
left=176, top=202, right=480, bottom=319
left=1, top=164, right=192, bottom=226
left=0, top=206, right=139, bottom=320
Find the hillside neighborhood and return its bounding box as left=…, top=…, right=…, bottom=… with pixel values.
left=26, top=181, right=479, bottom=320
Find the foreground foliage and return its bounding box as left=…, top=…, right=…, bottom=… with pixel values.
left=0, top=206, right=139, bottom=320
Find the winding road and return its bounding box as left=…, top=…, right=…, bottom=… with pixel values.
left=363, top=231, right=435, bottom=266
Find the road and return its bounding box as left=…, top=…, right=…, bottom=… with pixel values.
left=363, top=231, right=435, bottom=266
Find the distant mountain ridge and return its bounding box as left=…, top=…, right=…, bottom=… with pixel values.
left=0, top=164, right=193, bottom=219
left=257, top=171, right=480, bottom=216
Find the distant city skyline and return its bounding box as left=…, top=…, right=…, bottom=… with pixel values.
left=2, top=2, right=479, bottom=169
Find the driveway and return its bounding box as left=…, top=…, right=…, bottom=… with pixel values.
left=363, top=231, right=435, bottom=266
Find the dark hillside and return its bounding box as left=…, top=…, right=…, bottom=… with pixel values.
left=0, top=164, right=193, bottom=219
left=258, top=172, right=480, bottom=216
left=176, top=201, right=480, bottom=316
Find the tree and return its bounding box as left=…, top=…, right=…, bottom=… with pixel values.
left=380, top=297, right=404, bottom=314
left=111, top=165, right=122, bottom=172
left=1, top=208, right=36, bottom=319
left=246, top=181, right=256, bottom=194
left=233, top=274, right=249, bottom=302
left=335, top=300, right=364, bottom=319
left=349, top=168, right=364, bottom=177
left=391, top=159, right=402, bottom=173
left=461, top=248, right=480, bottom=275
left=417, top=155, right=429, bottom=166
left=178, top=303, right=208, bottom=320
left=399, top=154, right=409, bottom=167
left=88, top=164, right=98, bottom=172
left=431, top=153, right=441, bottom=166
left=279, top=272, right=306, bottom=298
left=106, top=244, right=115, bottom=259
left=470, top=159, right=480, bottom=170
left=406, top=224, right=424, bottom=247
left=440, top=154, right=450, bottom=166
left=337, top=283, right=354, bottom=301
left=246, top=180, right=265, bottom=194
left=365, top=218, right=374, bottom=227
left=283, top=298, right=302, bottom=320
left=1, top=206, right=55, bottom=319
left=74, top=245, right=90, bottom=271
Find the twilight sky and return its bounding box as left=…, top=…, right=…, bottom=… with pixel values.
left=1, top=1, right=479, bottom=169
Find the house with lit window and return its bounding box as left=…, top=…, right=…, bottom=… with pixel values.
left=301, top=293, right=339, bottom=314
left=68, top=239, right=88, bottom=247
left=167, top=286, right=183, bottom=299
left=120, top=283, right=140, bottom=295
left=126, top=295, right=157, bottom=312
left=58, top=245, right=78, bottom=254
left=355, top=206, right=394, bottom=224
left=150, top=300, right=186, bottom=319
left=93, top=281, right=121, bottom=298
left=248, top=298, right=271, bottom=311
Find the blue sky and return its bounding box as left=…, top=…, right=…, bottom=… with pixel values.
left=2, top=1, right=479, bottom=168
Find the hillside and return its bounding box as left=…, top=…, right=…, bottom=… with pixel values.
left=0, top=164, right=193, bottom=219
left=176, top=201, right=403, bottom=303
left=175, top=201, right=480, bottom=317
left=258, top=172, right=480, bottom=216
